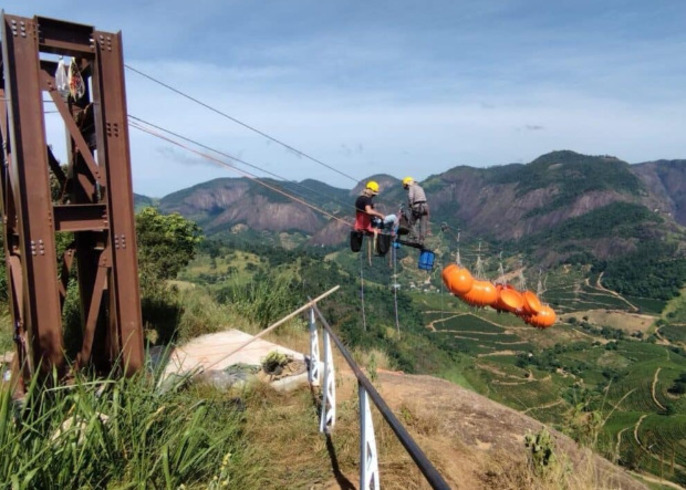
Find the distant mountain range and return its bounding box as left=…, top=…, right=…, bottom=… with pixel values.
left=136, top=150, right=686, bottom=265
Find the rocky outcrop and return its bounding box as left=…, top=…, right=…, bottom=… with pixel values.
left=631, top=160, right=686, bottom=225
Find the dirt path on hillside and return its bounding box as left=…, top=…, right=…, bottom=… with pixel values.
left=522, top=399, right=564, bottom=414
left=427, top=313, right=468, bottom=332
left=616, top=427, right=629, bottom=459
left=654, top=326, right=673, bottom=346
left=628, top=471, right=686, bottom=490
left=652, top=367, right=667, bottom=411
left=477, top=349, right=519, bottom=357
left=633, top=415, right=647, bottom=449
left=475, top=363, right=551, bottom=384
left=438, top=329, right=502, bottom=335
left=429, top=312, right=519, bottom=334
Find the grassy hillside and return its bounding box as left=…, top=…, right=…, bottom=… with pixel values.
left=174, top=238, right=686, bottom=487
left=2, top=229, right=682, bottom=486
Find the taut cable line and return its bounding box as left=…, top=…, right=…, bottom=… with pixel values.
left=125, top=64, right=361, bottom=184
left=129, top=119, right=353, bottom=228
left=127, top=115, right=355, bottom=213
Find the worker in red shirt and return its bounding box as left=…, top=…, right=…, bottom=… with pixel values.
left=354, top=181, right=386, bottom=234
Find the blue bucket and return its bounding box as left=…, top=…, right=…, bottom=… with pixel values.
left=418, top=250, right=435, bottom=270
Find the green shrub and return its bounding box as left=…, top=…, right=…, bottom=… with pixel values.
left=524, top=428, right=557, bottom=477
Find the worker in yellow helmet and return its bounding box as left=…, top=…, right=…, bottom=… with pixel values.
left=354, top=180, right=386, bottom=234
left=402, top=177, right=429, bottom=245
left=351, top=180, right=399, bottom=257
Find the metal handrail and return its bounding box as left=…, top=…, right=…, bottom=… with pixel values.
left=312, top=304, right=451, bottom=490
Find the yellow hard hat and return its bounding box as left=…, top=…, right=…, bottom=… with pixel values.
left=402, top=177, right=414, bottom=186
left=366, top=180, right=379, bottom=194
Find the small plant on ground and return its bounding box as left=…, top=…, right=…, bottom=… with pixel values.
left=261, top=351, right=291, bottom=376
left=368, top=352, right=378, bottom=382
left=525, top=427, right=557, bottom=478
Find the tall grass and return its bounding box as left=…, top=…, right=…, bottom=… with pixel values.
left=213, top=271, right=298, bottom=328
left=0, top=366, right=263, bottom=489
left=176, top=286, right=252, bottom=342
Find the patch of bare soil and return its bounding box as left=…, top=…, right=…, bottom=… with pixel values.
left=561, top=309, right=656, bottom=334
left=357, top=370, right=649, bottom=490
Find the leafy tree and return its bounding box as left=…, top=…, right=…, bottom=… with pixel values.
left=603, top=242, right=686, bottom=300
left=668, top=372, right=686, bottom=395
left=135, top=207, right=202, bottom=344
left=135, top=207, right=203, bottom=283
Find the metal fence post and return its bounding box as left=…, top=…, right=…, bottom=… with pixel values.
left=313, top=305, right=451, bottom=489
left=359, top=384, right=380, bottom=489
left=319, top=328, right=336, bottom=433
left=308, top=307, right=320, bottom=386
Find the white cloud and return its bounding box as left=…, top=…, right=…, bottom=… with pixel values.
left=10, top=0, right=686, bottom=197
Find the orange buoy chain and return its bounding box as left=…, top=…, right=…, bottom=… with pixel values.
left=441, top=264, right=557, bottom=329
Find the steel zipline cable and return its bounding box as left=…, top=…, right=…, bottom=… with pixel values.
left=125, top=64, right=361, bottom=185
left=128, top=117, right=353, bottom=228
left=127, top=115, right=356, bottom=215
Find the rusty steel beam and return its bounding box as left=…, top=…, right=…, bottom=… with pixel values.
left=91, top=29, right=144, bottom=373
left=0, top=80, right=28, bottom=393
left=53, top=204, right=108, bottom=232
left=1, top=14, right=65, bottom=374
left=35, top=16, right=95, bottom=58
left=76, top=251, right=109, bottom=369
left=58, top=243, right=75, bottom=304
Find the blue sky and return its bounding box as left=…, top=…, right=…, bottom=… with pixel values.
left=8, top=0, right=686, bottom=197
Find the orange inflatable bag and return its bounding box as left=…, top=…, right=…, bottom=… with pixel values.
left=524, top=305, right=556, bottom=329
left=441, top=264, right=459, bottom=288
left=494, top=284, right=525, bottom=314
left=442, top=264, right=474, bottom=296
left=521, top=290, right=542, bottom=315
left=461, top=280, right=498, bottom=307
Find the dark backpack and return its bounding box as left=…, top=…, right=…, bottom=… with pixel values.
left=350, top=230, right=364, bottom=252
left=376, top=233, right=392, bottom=256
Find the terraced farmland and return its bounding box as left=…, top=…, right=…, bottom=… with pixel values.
left=416, top=260, right=686, bottom=485
left=417, top=264, right=686, bottom=487
left=661, top=324, right=686, bottom=345
left=620, top=414, right=686, bottom=486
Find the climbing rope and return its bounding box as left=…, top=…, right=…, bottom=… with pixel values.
left=360, top=250, right=367, bottom=332
left=392, top=245, right=400, bottom=333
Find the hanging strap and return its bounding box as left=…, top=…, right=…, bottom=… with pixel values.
left=392, top=245, right=400, bottom=333
left=360, top=250, right=367, bottom=332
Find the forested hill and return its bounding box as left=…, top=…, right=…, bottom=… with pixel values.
left=141, top=150, right=685, bottom=262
